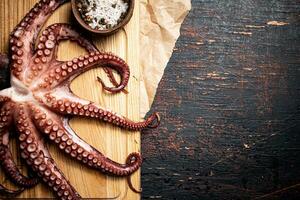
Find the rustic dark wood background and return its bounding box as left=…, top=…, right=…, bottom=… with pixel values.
left=141, top=0, right=300, bottom=199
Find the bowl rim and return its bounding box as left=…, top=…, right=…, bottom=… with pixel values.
left=71, top=0, right=135, bottom=35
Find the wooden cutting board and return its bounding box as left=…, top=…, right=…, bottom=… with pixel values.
left=0, top=0, right=140, bottom=199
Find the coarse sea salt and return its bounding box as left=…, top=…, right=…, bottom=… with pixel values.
left=77, top=0, right=129, bottom=30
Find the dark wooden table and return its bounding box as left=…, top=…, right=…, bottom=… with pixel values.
left=141, top=0, right=300, bottom=199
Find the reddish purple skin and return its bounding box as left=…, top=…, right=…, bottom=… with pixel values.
left=0, top=0, right=160, bottom=199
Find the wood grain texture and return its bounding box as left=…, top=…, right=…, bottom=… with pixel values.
left=0, top=0, right=140, bottom=199
left=142, top=0, right=300, bottom=199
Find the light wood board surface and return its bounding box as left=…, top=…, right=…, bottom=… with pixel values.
left=0, top=0, right=140, bottom=199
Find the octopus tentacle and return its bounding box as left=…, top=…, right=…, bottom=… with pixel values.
left=0, top=102, right=23, bottom=196
left=0, top=102, right=39, bottom=187
left=102, top=68, right=129, bottom=94
left=36, top=23, right=98, bottom=60
left=0, top=96, right=10, bottom=105
left=38, top=23, right=127, bottom=93
left=34, top=52, right=130, bottom=93
left=10, top=0, right=67, bottom=80
left=42, top=90, right=160, bottom=130
left=27, top=22, right=99, bottom=83
left=30, top=104, right=142, bottom=177
left=0, top=145, right=39, bottom=188
left=32, top=23, right=126, bottom=94
left=14, top=104, right=81, bottom=200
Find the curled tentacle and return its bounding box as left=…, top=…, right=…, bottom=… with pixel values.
left=35, top=23, right=98, bottom=61
left=34, top=52, right=130, bottom=94
left=30, top=104, right=142, bottom=177
left=48, top=23, right=127, bottom=93
left=32, top=23, right=119, bottom=90
left=102, top=65, right=129, bottom=94
left=9, top=0, right=68, bottom=81
left=0, top=102, right=24, bottom=197
left=97, top=73, right=128, bottom=94
left=126, top=154, right=142, bottom=194
left=30, top=23, right=127, bottom=94
left=14, top=103, right=81, bottom=200
left=41, top=90, right=160, bottom=131
left=27, top=22, right=100, bottom=84
left=0, top=102, right=39, bottom=189
left=0, top=145, right=39, bottom=188
left=38, top=23, right=127, bottom=93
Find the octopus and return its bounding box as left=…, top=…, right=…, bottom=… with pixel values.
left=0, top=0, right=160, bottom=199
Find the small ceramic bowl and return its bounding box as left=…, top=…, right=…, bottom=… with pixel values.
left=71, top=0, right=134, bottom=36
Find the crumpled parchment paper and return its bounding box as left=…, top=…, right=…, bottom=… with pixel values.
left=140, top=0, right=191, bottom=117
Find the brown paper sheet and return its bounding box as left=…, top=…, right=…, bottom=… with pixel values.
left=140, top=0, right=191, bottom=117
